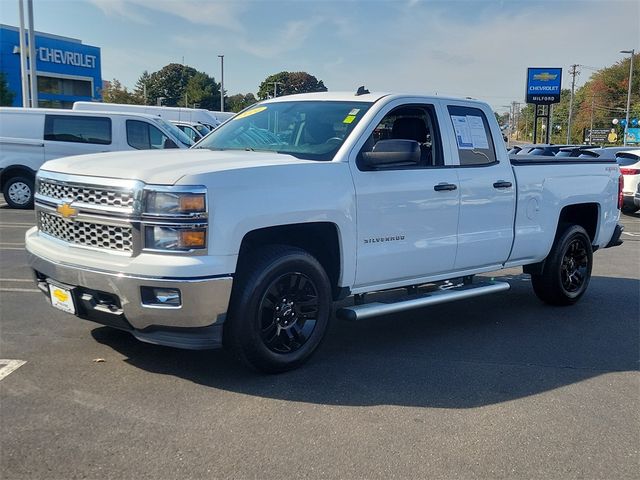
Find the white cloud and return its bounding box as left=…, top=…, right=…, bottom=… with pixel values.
left=89, top=0, right=246, bottom=31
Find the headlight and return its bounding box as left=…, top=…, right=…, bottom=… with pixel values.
left=145, top=191, right=206, bottom=215
left=145, top=226, right=207, bottom=250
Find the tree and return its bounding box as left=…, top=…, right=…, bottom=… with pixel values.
left=143, top=63, right=198, bottom=106
left=134, top=70, right=152, bottom=105
left=226, top=93, right=257, bottom=112
left=0, top=72, right=15, bottom=106
left=136, top=63, right=221, bottom=108
left=257, top=71, right=327, bottom=100
left=183, top=71, right=220, bottom=110
left=100, top=78, right=141, bottom=104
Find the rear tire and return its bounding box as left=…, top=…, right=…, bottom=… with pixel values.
left=531, top=225, right=593, bottom=306
left=224, top=245, right=332, bottom=373
left=3, top=175, right=34, bottom=209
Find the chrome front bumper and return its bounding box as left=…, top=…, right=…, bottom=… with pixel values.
left=28, top=251, right=233, bottom=349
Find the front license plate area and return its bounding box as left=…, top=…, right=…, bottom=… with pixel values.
left=48, top=281, right=76, bottom=315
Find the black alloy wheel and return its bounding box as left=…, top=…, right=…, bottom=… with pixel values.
left=531, top=224, right=593, bottom=306
left=224, top=245, right=332, bottom=373
left=259, top=272, right=320, bottom=354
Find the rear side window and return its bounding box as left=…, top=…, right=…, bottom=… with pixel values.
left=126, top=120, right=175, bottom=149
left=447, top=105, right=496, bottom=165
left=44, top=115, right=111, bottom=144
left=617, top=154, right=640, bottom=167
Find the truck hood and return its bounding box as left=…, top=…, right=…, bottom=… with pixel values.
left=39, top=149, right=314, bottom=184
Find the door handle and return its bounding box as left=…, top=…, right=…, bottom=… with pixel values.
left=493, top=180, right=513, bottom=189
left=434, top=183, right=457, bottom=192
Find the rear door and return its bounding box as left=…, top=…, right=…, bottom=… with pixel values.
left=443, top=102, right=516, bottom=270
left=349, top=98, right=460, bottom=288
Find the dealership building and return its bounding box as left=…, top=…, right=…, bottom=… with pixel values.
left=0, top=24, right=102, bottom=108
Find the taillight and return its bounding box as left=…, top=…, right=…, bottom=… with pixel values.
left=618, top=175, right=624, bottom=209
left=619, top=168, right=640, bottom=175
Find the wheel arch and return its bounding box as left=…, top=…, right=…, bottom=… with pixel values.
left=0, top=165, right=37, bottom=190
left=237, top=222, right=346, bottom=300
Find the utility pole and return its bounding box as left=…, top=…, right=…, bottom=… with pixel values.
left=589, top=93, right=595, bottom=144
left=566, top=64, right=580, bottom=143
left=620, top=49, right=635, bottom=146
left=512, top=102, right=521, bottom=141
left=17, top=0, right=29, bottom=107
left=218, top=54, right=224, bottom=112
left=26, top=0, right=38, bottom=107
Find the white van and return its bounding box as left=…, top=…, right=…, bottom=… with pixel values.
left=171, top=120, right=210, bottom=142
left=73, top=102, right=228, bottom=131
left=0, top=107, right=193, bottom=208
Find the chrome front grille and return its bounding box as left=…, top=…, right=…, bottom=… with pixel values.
left=39, top=212, right=133, bottom=253
left=38, top=180, right=135, bottom=208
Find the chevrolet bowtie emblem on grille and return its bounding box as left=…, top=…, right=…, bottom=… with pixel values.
left=57, top=202, right=77, bottom=219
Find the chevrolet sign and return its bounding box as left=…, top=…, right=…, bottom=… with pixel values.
left=526, top=67, right=563, bottom=104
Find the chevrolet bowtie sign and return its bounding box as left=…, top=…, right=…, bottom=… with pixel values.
left=56, top=203, right=78, bottom=219
left=526, top=67, right=563, bottom=105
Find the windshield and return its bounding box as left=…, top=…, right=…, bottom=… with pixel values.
left=194, top=124, right=210, bottom=136
left=156, top=118, right=194, bottom=147
left=195, top=101, right=372, bottom=161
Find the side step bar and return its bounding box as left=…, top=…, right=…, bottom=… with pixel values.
left=336, top=281, right=510, bottom=321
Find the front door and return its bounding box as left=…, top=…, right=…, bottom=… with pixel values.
left=349, top=101, right=460, bottom=289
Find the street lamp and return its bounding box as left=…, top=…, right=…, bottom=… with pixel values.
left=218, top=54, right=224, bottom=112
left=270, top=81, right=283, bottom=98
left=620, top=49, right=635, bottom=146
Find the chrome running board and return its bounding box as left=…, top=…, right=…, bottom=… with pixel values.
left=336, top=281, right=510, bottom=321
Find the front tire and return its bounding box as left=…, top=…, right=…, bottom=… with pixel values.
left=3, top=175, right=34, bottom=209
left=224, top=245, right=332, bottom=373
left=531, top=225, right=593, bottom=306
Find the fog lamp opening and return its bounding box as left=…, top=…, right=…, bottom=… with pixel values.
left=141, top=287, right=182, bottom=307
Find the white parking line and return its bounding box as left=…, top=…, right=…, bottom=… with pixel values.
left=0, top=223, right=34, bottom=228
left=0, top=287, right=39, bottom=293
left=622, top=231, right=640, bottom=237
left=0, top=247, right=25, bottom=250
left=0, top=243, right=25, bottom=246
left=0, top=278, right=33, bottom=282
left=0, top=360, right=27, bottom=381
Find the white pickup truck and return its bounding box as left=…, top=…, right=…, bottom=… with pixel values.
left=25, top=91, right=624, bottom=372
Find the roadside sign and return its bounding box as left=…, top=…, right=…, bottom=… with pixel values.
left=584, top=128, right=612, bottom=143
left=625, top=128, right=640, bottom=144
left=526, top=68, right=562, bottom=104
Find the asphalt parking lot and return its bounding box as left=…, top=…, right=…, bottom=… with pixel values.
left=1, top=204, right=638, bottom=480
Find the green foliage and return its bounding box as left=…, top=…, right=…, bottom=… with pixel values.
left=0, top=72, right=15, bottom=106
left=135, top=63, right=221, bottom=109
left=226, top=93, right=257, bottom=112
left=100, top=78, right=142, bottom=104
left=257, top=71, right=327, bottom=100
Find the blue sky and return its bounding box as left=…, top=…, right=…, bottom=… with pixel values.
left=2, top=0, right=638, bottom=112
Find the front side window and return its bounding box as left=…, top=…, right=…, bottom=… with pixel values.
left=358, top=104, right=442, bottom=169
left=195, top=101, right=372, bottom=161
left=44, top=115, right=111, bottom=144
left=126, top=120, right=177, bottom=150
left=447, top=105, right=497, bottom=165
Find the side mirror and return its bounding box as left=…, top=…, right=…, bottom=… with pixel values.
left=360, top=139, right=420, bottom=168
left=164, top=138, right=179, bottom=149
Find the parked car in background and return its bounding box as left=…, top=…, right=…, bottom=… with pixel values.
left=634, top=182, right=640, bottom=210
left=171, top=121, right=210, bottom=142
left=616, top=149, right=640, bottom=213
left=0, top=107, right=193, bottom=208
left=73, top=101, right=227, bottom=131
left=515, top=144, right=586, bottom=156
